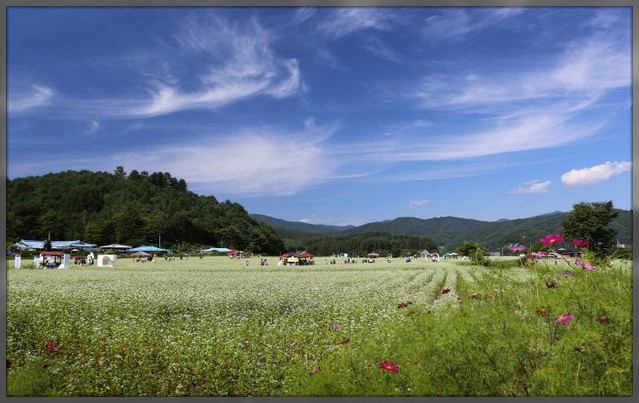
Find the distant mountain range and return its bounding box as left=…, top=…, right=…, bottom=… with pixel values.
left=251, top=210, right=632, bottom=250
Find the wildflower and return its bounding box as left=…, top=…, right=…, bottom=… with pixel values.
left=309, top=365, right=321, bottom=375
left=45, top=343, right=61, bottom=354
left=598, top=315, right=609, bottom=324
left=339, top=339, right=350, bottom=345
left=555, top=312, right=576, bottom=326
left=561, top=271, right=574, bottom=278
left=539, top=234, right=565, bottom=246
left=379, top=360, right=400, bottom=373
left=330, top=325, right=341, bottom=331
left=397, top=300, right=412, bottom=309
left=530, top=251, right=548, bottom=259
left=572, top=240, right=590, bottom=247
left=441, top=287, right=451, bottom=294
left=576, top=258, right=596, bottom=272
left=507, top=244, right=526, bottom=252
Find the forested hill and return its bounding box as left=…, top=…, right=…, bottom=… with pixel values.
left=252, top=210, right=632, bottom=251
left=6, top=169, right=284, bottom=254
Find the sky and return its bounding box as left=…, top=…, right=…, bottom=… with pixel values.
left=7, top=6, right=633, bottom=225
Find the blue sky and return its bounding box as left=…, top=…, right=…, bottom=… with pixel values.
left=7, top=7, right=632, bottom=225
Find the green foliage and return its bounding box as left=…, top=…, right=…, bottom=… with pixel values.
left=253, top=210, right=632, bottom=252
left=562, top=201, right=619, bottom=257
left=7, top=365, right=57, bottom=396
left=6, top=257, right=632, bottom=396
left=288, top=232, right=437, bottom=256
left=6, top=169, right=284, bottom=254
left=456, top=241, right=489, bottom=265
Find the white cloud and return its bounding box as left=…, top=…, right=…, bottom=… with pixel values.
left=108, top=123, right=337, bottom=196
left=561, top=161, right=631, bottom=186
left=510, top=180, right=551, bottom=194
left=8, top=85, right=54, bottom=113
left=361, top=34, right=402, bottom=62
left=423, top=8, right=525, bottom=41
left=129, top=14, right=301, bottom=117
left=316, top=8, right=396, bottom=39
left=409, top=199, right=430, bottom=207
left=88, top=120, right=101, bottom=134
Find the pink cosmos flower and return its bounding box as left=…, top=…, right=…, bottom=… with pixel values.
left=330, top=325, right=341, bottom=331
left=539, top=234, right=565, bottom=246
left=379, top=360, right=400, bottom=373
left=576, top=258, right=596, bottom=272
left=507, top=244, right=526, bottom=252
left=572, top=240, right=590, bottom=247
left=555, top=312, right=576, bottom=326
left=45, top=343, right=61, bottom=354
left=531, top=251, right=547, bottom=259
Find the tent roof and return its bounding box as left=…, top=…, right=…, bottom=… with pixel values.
left=201, top=247, right=232, bottom=253
left=100, top=244, right=132, bottom=249
left=40, top=251, right=64, bottom=256
left=128, top=245, right=169, bottom=252
left=130, top=251, right=151, bottom=257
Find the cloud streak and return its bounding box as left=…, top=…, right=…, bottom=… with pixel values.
left=8, top=85, right=54, bottom=113
left=561, top=161, right=631, bottom=186
left=315, top=8, right=397, bottom=39
left=510, top=180, right=551, bottom=194
left=409, top=199, right=430, bottom=207
left=422, top=8, right=526, bottom=42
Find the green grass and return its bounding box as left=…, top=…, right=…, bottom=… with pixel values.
left=6, top=255, right=632, bottom=396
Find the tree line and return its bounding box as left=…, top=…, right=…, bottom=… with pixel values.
left=6, top=168, right=284, bottom=254
left=283, top=232, right=438, bottom=257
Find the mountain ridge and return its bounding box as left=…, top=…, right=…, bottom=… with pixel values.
left=251, top=210, right=632, bottom=250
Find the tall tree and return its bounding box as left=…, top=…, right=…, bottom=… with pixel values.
left=562, top=201, right=619, bottom=257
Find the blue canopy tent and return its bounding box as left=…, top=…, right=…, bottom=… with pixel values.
left=128, top=245, right=170, bottom=253
left=200, top=247, right=232, bottom=253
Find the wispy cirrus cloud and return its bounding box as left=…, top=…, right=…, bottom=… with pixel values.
left=315, top=8, right=397, bottom=40
left=510, top=180, right=551, bottom=194
left=127, top=15, right=301, bottom=117
left=561, top=161, right=631, bottom=186
left=87, top=120, right=101, bottom=134
left=422, top=7, right=525, bottom=42
left=416, top=32, right=629, bottom=109
left=361, top=34, right=402, bottom=62
left=8, top=84, right=54, bottom=113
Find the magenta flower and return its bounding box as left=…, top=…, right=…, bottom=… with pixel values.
left=379, top=360, right=400, bottom=373
left=507, top=244, right=526, bottom=252
left=45, top=343, right=61, bottom=354
left=540, top=234, right=565, bottom=246
left=531, top=251, right=547, bottom=259
left=555, top=312, right=576, bottom=326
left=572, top=240, right=590, bottom=247
left=330, top=325, right=341, bottom=331
left=576, top=258, right=596, bottom=272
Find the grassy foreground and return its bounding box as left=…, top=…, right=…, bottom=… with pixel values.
left=6, top=256, right=633, bottom=396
